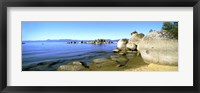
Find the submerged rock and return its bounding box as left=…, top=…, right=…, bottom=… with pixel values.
left=126, top=53, right=137, bottom=60
left=127, top=50, right=138, bottom=53
left=138, top=30, right=178, bottom=66
left=112, top=48, right=120, bottom=53
left=92, top=58, right=112, bottom=64
left=110, top=55, right=129, bottom=66
left=22, top=62, right=59, bottom=71
left=119, top=52, right=126, bottom=55
left=89, top=58, right=119, bottom=70
left=29, top=65, right=49, bottom=71
left=57, top=61, right=88, bottom=71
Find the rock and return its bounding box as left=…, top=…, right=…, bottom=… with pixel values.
left=126, top=32, right=144, bottom=51
left=117, top=38, right=128, bottom=50
left=112, top=48, right=120, bottom=53
left=57, top=61, right=88, bottom=71
left=86, top=39, right=113, bottom=44
left=126, top=42, right=137, bottom=50
left=57, top=65, right=86, bottom=71
left=119, top=52, right=126, bottom=55
left=110, top=55, right=120, bottom=61
left=116, top=64, right=121, bottom=67
left=92, top=58, right=112, bottom=64
left=110, top=55, right=129, bottom=65
left=89, top=58, right=119, bottom=70
left=126, top=53, right=137, bottom=60
left=138, top=30, right=178, bottom=66
left=129, top=32, right=144, bottom=45
left=68, top=61, right=82, bottom=65
left=127, top=50, right=138, bottom=53
left=94, top=39, right=105, bottom=44
left=116, top=57, right=129, bottom=63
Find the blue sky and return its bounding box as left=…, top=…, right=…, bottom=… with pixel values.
left=22, top=21, right=164, bottom=41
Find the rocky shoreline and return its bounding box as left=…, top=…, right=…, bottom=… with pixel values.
left=23, top=30, right=178, bottom=71
left=66, top=39, right=115, bottom=44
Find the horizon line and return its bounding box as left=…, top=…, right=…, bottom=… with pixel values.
left=22, top=38, right=124, bottom=41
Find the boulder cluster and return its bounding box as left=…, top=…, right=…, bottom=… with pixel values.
left=58, top=30, right=178, bottom=71
left=57, top=52, right=141, bottom=71
left=27, top=30, right=178, bottom=71
left=113, top=32, right=144, bottom=54
left=87, top=39, right=113, bottom=44
left=114, top=30, right=178, bottom=66
left=67, top=39, right=114, bottom=44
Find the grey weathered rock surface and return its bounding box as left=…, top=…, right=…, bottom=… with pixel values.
left=126, top=43, right=137, bottom=50
left=117, top=38, right=128, bottom=50
left=138, top=30, right=178, bottom=66
left=127, top=32, right=144, bottom=50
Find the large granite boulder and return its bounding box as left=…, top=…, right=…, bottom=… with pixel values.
left=127, top=32, right=144, bottom=50
left=126, top=43, right=137, bottom=51
left=117, top=38, right=128, bottom=50
left=138, top=30, right=178, bottom=66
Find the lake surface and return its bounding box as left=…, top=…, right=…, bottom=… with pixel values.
left=22, top=41, right=117, bottom=67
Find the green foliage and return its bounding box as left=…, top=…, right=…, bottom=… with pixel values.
left=162, top=22, right=173, bottom=31
left=149, top=29, right=153, bottom=32
left=121, top=38, right=128, bottom=42
left=131, top=31, right=138, bottom=35
left=137, top=33, right=144, bottom=38
left=162, top=22, right=178, bottom=39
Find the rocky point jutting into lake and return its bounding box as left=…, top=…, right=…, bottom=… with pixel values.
left=66, top=39, right=115, bottom=44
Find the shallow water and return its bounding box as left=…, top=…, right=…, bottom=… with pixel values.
left=22, top=41, right=116, bottom=66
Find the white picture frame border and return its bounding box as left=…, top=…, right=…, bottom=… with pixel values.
left=7, top=7, right=193, bottom=86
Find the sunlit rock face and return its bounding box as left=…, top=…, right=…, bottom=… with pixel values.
left=127, top=32, right=144, bottom=50
left=138, top=30, right=178, bottom=66
left=117, top=38, right=128, bottom=50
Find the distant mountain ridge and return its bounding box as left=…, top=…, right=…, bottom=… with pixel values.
left=23, top=39, right=120, bottom=42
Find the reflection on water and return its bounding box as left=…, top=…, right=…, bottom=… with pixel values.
left=22, top=41, right=117, bottom=70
